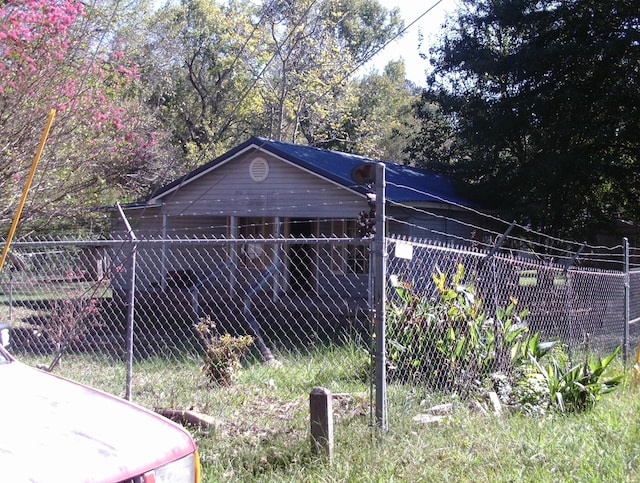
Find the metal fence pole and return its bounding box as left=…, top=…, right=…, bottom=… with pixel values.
left=116, top=203, right=137, bottom=401
left=624, top=237, right=630, bottom=364
left=484, top=222, right=515, bottom=342
left=125, top=242, right=137, bottom=401
left=564, top=270, right=574, bottom=355
left=374, top=163, right=387, bottom=431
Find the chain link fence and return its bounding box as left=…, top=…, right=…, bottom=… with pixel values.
left=388, top=236, right=630, bottom=347
left=385, top=235, right=633, bottom=412
left=0, top=234, right=637, bottom=426
left=630, top=266, right=640, bottom=353
left=0, top=236, right=374, bottom=419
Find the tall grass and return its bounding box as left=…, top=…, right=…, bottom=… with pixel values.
left=19, top=346, right=639, bottom=482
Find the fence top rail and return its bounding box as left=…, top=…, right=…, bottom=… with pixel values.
left=7, top=236, right=374, bottom=249
left=388, top=236, right=485, bottom=258
left=388, top=234, right=627, bottom=276
left=567, top=266, right=626, bottom=277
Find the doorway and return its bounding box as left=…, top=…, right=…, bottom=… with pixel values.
left=289, top=219, right=313, bottom=292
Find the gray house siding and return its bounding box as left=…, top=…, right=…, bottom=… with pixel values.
left=157, top=149, right=364, bottom=219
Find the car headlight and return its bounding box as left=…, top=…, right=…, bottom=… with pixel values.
left=0, top=322, right=9, bottom=348
left=144, top=451, right=200, bottom=483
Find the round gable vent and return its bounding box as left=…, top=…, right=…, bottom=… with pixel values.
left=249, top=157, right=270, bottom=182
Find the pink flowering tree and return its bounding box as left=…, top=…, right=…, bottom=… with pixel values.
left=0, top=0, right=170, bottom=234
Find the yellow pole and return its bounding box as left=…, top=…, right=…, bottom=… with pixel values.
left=0, top=108, right=56, bottom=271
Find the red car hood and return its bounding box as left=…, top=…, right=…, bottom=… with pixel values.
left=0, top=361, right=196, bottom=482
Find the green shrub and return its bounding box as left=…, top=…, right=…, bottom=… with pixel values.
left=388, top=263, right=623, bottom=413
left=386, top=264, right=540, bottom=396
left=520, top=344, right=623, bottom=413
left=195, top=316, right=254, bottom=386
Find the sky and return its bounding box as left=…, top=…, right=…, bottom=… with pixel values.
left=362, top=0, right=458, bottom=86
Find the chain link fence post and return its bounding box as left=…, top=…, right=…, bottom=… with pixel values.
left=124, top=240, right=137, bottom=401
left=624, top=237, right=630, bottom=364
left=374, top=163, right=387, bottom=431
left=116, top=203, right=137, bottom=401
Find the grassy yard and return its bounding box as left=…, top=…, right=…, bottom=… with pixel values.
left=19, top=345, right=639, bottom=482
left=0, top=279, right=112, bottom=304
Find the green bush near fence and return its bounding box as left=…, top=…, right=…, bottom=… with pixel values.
left=386, top=263, right=623, bottom=414
left=386, top=263, right=540, bottom=394
left=194, top=316, right=254, bottom=386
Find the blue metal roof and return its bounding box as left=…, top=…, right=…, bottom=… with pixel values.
left=149, top=136, right=468, bottom=206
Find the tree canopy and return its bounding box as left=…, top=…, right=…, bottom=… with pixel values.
left=133, top=0, right=409, bottom=167
left=0, top=0, right=170, bottom=234
left=408, top=0, right=640, bottom=241
left=0, top=0, right=420, bottom=234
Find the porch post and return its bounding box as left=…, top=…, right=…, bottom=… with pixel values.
left=274, top=216, right=282, bottom=301
left=230, top=216, right=238, bottom=297
left=161, top=214, right=168, bottom=291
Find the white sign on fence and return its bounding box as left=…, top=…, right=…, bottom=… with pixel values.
left=394, top=242, right=413, bottom=260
